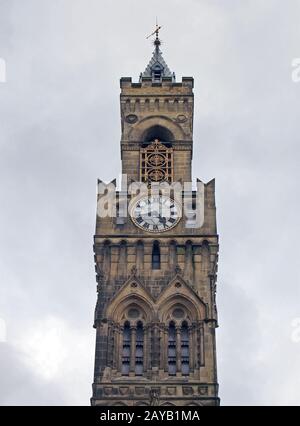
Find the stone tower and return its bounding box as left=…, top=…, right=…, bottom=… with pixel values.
left=91, top=30, right=220, bottom=406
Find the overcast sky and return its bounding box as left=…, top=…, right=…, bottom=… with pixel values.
left=0, top=0, right=300, bottom=406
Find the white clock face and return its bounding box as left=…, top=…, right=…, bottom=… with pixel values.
left=130, top=196, right=181, bottom=233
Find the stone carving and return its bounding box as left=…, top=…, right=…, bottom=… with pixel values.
left=135, top=386, right=145, bottom=396
left=149, top=388, right=160, bottom=406
left=102, top=367, right=112, bottom=382
left=198, top=386, right=208, bottom=396
left=175, top=264, right=182, bottom=275
left=166, top=387, right=176, bottom=396
left=125, top=114, right=138, bottom=124
left=103, top=387, right=113, bottom=396
left=119, top=387, right=129, bottom=396
left=183, top=386, right=194, bottom=396
left=131, top=265, right=137, bottom=276
left=175, top=114, right=187, bottom=123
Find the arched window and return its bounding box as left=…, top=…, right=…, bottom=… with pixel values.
left=168, top=322, right=176, bottom=375
left=135, top=322, right=144, bottom=375
left=153, top=65, right=162, bottom=82
left=152, top=241, right=161, bottom=270
left=121, top=322, right=131, bottom=375
left=181, top=321, right=190, bottom=375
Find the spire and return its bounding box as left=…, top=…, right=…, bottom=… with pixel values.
left=140, top=22, right=175, bottom=82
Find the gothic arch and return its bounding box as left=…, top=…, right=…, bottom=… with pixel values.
left=156, top=275, right=208, bottom=321
left=104, top=276, right=155, bottom=321
left=158, top=294, right=201, bottom=324
left=107, top=293, right=154, bottom=324
left=128, top=115, right=187, bottom=141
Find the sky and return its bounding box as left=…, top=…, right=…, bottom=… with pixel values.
left=0, top=0, right=300, bottom=406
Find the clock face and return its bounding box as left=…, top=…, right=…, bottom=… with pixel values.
left=130, top=196, right=181, bottom=233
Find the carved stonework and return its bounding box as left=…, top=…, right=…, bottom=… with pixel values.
left=131, top=265, right=137, bottom=277
left=91, top=39, right=220, bottom=407
left=183, top=386, right=194, bottom=396
left=166, top=387, right=176, bottom=396
left=175, top=264, right=182, bottom=276
left=149, top=388, right=160, bottom=406
left=119, top=387, right=129, bottom=396
left=96, top=265, right=105, bottom=293
left=135, top=386, right=145, bottom=396
left=198, top=386, right=208, bottom=396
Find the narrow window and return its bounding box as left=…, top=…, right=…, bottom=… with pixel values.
left=168, top=322, right=176, bottom=375
left=135, top=322, right=144, bottom=375
left=152, top=241, right=161, bottom=270
left=181, top=321, right=190, bottom=375
left=153, top=66, right=162, bottom=82
left=121, top=322, right=131, bottom=375
left=153, top=70, right=161, bottom=81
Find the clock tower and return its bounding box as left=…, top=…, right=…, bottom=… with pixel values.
left=91, top=29, right=220, bottom=406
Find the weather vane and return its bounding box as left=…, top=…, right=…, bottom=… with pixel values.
left=146, top=18, right=162, bottom=40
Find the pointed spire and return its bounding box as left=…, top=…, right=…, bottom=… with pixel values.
left=141, top=23, right=175, bottom=82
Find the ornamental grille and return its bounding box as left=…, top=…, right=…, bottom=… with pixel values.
left=140, top=139, right=173, bottom=184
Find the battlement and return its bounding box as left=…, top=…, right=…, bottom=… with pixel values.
left=120, top=76, right=194, bottom=95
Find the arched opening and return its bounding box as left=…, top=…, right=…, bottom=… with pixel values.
left=135, top=321, right=144, bottom=376
left=181, top=321, right=190, bottom=375
left=121, top=322, right=131, bottom=375
left=153, top=64, right=162, bottom=82
left=152, top=241, right=161, bottom=270
left=168, top=322, right=176, bottom=375
left=142, top=125, right=174, bottom=146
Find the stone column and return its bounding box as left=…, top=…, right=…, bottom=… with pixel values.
left=118, top=325, right=124, bottom=372
left=169, top=241, right=177, bottom=272
left=159, top=325, right=164, bottom=370
left=106, top=323, right=113, bottom=368
left=176, top=325, right=181, bottom=373
left=114, top=325, right=121, bottom=371
left=200, top=323, right=205, bottom=366
left=130, top=325, right=137, bottom=373
left=118, top=241, right=127, bottom=278
left=189, top=325, right=194, bottom=373
left=192, top=323, right=198, bottom=370
left=143, top=325, right=148, bottom=373
left=151, top=323, right=160, bottom=368
left=103, top=242, right=111, bottom=280
left=147, top=325, right=152, bottom=370
left=136, top=241, right=144, bottom=275
left=184, top=241, right=194, bottom=284
left=163, top=326, right=169, bottom=372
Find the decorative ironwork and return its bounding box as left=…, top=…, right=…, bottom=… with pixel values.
left=140, top=139, right=173, bottom=184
